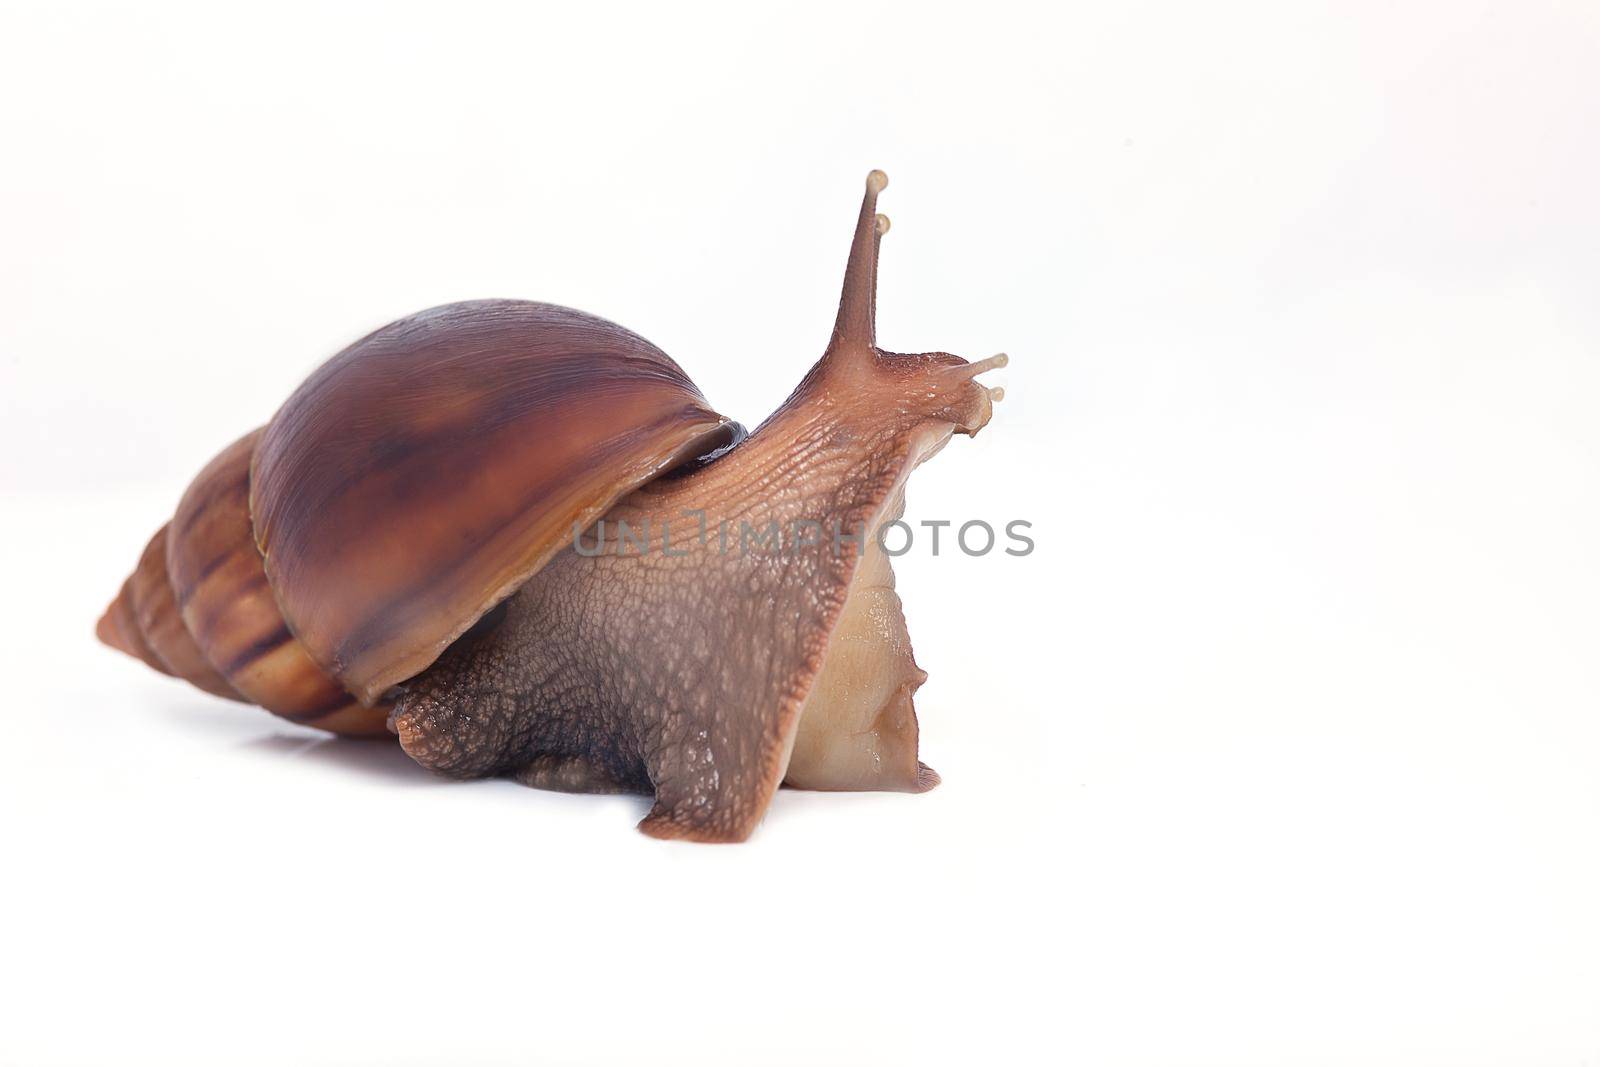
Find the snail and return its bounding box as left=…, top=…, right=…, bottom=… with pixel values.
left=97, top=171, right=1008, bottom=842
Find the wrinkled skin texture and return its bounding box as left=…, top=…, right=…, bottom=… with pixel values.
left=391, top=171, right=1003, bottom=842
left=392, top=342, right=998, bottom=841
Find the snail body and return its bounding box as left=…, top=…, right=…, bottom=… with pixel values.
left=99, top=172, right=1007, bottom=841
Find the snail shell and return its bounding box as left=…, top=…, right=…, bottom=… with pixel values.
left=100, top=301, right=739, bottom=734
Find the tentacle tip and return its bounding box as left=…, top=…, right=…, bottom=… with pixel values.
left=875, top=213, right=891, bottom=236
left=989, top=386, right=1006, bottom=403
left=954, top=352, right=1011, bottom=381
left=866, top=169, right=889, bottom=194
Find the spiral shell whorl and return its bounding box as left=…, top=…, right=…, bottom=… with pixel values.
left=97, top=430, right=390, bottom=736
left=129, top=525, right=241, bottom=701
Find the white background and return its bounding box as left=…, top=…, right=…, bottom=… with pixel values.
left=2, top=1, right=1598, bottom=1064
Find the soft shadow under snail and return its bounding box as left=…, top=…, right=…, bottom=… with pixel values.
left=97, top=171, right=1010, bottom=842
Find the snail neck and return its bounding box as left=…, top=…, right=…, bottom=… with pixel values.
left=619, top=347, right=994, bottom=540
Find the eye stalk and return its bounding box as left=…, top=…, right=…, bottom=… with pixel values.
left=824, top=173, right=1013, bottom=414
left=828, top=169, right=891, bottom=357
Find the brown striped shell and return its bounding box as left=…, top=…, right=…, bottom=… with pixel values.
left=98, top=299, right=738, bottom=734
left=166, top=429, right=391, bottom=735
left=131, top=524, right=240, bottom=702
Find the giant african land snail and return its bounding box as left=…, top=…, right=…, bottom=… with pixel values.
left=98, top=171, right=1009, bottom=842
